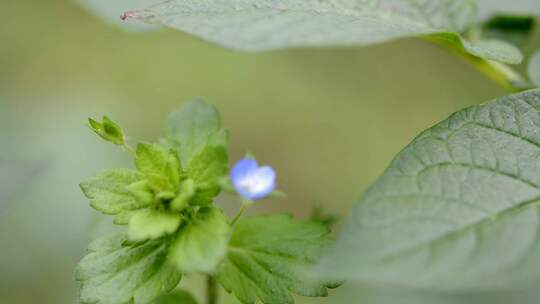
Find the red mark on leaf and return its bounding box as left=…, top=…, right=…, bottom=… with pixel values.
left=120, top=11, right=136, bottom=20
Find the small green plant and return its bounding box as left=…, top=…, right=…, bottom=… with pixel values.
left=72, top=0, right=540, bottom=302
left=76, top=100, right=339, bottom=304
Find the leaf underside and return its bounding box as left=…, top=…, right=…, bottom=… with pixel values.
left=124, top=0, right=522, bottom=64
left=317, top=89, right=540, bottom=291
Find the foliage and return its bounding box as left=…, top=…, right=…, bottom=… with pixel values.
left=122, top=0, right=519, bottom=62
left=219, top=215, right=338, bottom=304
left=73, top=1, right=540, bottom=304
left=118, top=0, right=540, bottom=90
left=77, top=101, right=335, bottom=304
left=317, top=89, right=540, bottom=291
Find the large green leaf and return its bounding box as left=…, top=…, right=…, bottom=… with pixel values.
left=218, top=215, right=337, bottom=304
left=123, top=0, right=521, bottom=64
left=317, top=89, right=540, bottom=291
left=76, top=234, right=182, bottom=304
left=168, top=207, right=230, bottom=274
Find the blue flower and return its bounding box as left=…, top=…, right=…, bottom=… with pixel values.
left=231, top=158, right=276, bottom=200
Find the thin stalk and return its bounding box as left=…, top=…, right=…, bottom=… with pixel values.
left=206, top=275, right=218, bottom=304
left=423, top=34, right=533, bottom=92
left=230, top=204, right=247, bottom=226
left=122, top=143, right=135, bottom=156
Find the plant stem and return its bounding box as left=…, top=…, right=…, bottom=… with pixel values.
left=230, top=204, right=247, bottom=226
left=122, top=143, right=135, bottom=156
left=423, top=34, right=533, bottom=92
left=206, top=275, right=218, bottom=304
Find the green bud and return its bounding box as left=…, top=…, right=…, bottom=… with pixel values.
left=88, top=116, right=125, bottom=145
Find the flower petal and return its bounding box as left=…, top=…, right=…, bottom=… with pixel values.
left=230, top=158, right=276, bottom=200
left=249, top=166, right=276, bottom=200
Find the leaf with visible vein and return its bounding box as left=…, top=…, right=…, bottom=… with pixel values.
left=76, top=233, right=181, bottom=304
left=218, top=214, right=337, bottom=304
left=80, top=169, right=150, bottom=215
left=123, top=0, right=521, bottom=64
left=317, top=89, right=540, bottom=291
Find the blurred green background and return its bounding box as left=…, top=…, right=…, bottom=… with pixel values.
left=1, top=1, right=539, bottom=303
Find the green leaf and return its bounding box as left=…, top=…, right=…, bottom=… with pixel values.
left=317, top=89, right=540, bottom=291
left=169, top=207, right=229, bottom=274
left=124, top=0, right=521, bottom=64
left=113, top=210, right=139, bottom=225
left=218, top=214, right=336, bottom=304
left=165, top=100, right=222, bottom=167
left=135, top=142, right=181, bottom=188
left=480, top=16, right=536, bottom=48
left=426, top=33, right=522, bottom=65
left=529, top=51, right=540, bottom=87
left=171, top=179, right=195, bottom=211
left=151, top=290, right=198, bottom=304
left=126, top=180, right=154, bottom=205
left=76, top=233, right=181, bottom=304
left=88, top=116, right=125, bottom=145
left=80, top=169, right=150, bottom=215
left=187, top=145, right=228, bottom=205
left=128, top=209, right=182, bottom=242
left=385, top=0, right=478, bottom=33
left=477, top=0, right=540, bottom=19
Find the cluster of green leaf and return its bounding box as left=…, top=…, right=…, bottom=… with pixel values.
left=77, top=101, right=337, bottom=304
left=119, top=0, right=538, bottom=90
